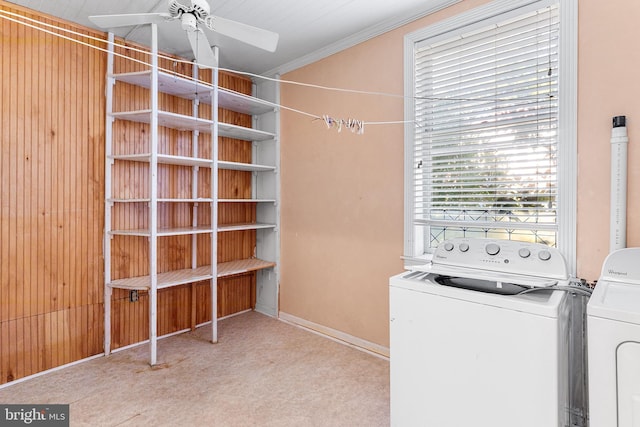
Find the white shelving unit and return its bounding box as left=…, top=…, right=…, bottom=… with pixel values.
left=103, top=27, right=280, bottom=365
left=103, top=27, right=218, bottom=366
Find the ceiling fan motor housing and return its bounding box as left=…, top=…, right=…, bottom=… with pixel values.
left=180, top=13, right=197, bottom=31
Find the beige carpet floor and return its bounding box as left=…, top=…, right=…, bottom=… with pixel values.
left=0, top=311, right=390, bottom=426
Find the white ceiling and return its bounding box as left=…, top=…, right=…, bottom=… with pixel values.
left=7, top=0, right=459, bottom=75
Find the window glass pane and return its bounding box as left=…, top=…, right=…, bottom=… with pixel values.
left=428, top=226, right=556, bottom=251
left=413, top=4, right=559, bottom=254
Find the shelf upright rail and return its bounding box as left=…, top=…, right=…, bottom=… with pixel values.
left=190, top=63, right=200, bottom=330
left=104, top=32, right=115, bottom=357
left=211, top=49, right=219, bottom=344
left=148, top=23, right=160, bottom=365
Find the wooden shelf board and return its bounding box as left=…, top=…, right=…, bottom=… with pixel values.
left=109, top=198, right=213, bottom=203
left=114, top=71, right=211, bottom=100
left=110, top=226, right=214, bottom=237
left=218, top=199, right=276, bottom=204
left=111, top=109, right=214, bottom=133
left=218, top=122, right=275, bottom=141
left=111, top=153, right=213, bottom=167
left=109, top=265, right=214, bottom=290
left=157, top=198, right=214, bottom=203
left=113, top=71, right=274, bottom=115
left=218, top=258, right=276, bottom=278
left=218, top=161, right=275, bottom=172
left=218, top=89, right=274, bottom=115
left=111, top=110, right=272, bottom=142
left=108, top=259, right=275, bottom=289
left=108, top=198, right=150, bottom=203
left=218, top=223, right=276, bottom=232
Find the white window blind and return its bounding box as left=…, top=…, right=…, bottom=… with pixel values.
left=412, top=3, right=559, bottom=252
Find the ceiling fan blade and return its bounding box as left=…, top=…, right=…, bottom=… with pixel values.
left=186, top=28, right=218, bottom=69
left=89, top=13, right=172, bottom=29
left=206, top=16, right=279, bottom=52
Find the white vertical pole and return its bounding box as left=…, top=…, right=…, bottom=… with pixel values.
left=211, top=48, right=219, bottom=343
left=192, top=64, right=199, bottom=271
left=610, top=115, right=629, bottom=252
left=104, top=32, right=115, bottom=356
left=149, top=23, right=159, bottom=365
left=251, top=82, right=258, bottom=200
left=274, top=75, right=281, bottom=314
left=190, top=64, right=200, bottom=331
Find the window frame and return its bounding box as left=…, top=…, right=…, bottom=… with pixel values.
left=403, top=0, right=577, bottom=274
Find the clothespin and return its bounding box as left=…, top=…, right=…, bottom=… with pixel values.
left=319, top=115, right=365, bottom=135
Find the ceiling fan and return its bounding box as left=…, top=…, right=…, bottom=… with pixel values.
left=89, top=0, right=279, bottom=68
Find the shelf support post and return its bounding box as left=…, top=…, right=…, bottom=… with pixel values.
left=104, top=32, right=115, bottom=358
left=149, top=23, right=160, bottom=366
left=191, top=63, right=200, bottom=331
left=211, top=47, right=219, bottom=343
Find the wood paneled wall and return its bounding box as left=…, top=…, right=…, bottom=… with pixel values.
left=0, top=3, right=106, bottom=384
left=0, top=2, right=258, bottom=384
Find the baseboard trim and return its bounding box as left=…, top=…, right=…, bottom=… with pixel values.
left=0, top=310, right=254, bottom=389
left=0, top=353, right=105, bottom=390
left=278, top=312, right=390, bottom=360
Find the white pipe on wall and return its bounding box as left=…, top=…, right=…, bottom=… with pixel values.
left=610, top=115, right=629, bottom=252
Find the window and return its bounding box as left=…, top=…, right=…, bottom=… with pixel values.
left=404, top=0, right=576, bottom=272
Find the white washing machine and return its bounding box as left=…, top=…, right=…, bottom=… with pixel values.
left=390, top=238, right=577, bottom=427
left=588, top=247, right=640, bottom=427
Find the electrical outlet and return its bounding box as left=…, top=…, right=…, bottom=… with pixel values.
left=129, top=290, right=139, bottom=302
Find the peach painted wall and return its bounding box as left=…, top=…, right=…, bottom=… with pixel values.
left=280, top=0, right=489, bottom=349
left=577, top=0, right=640, bottom=280
left=280, top=0, right=640, bottom=349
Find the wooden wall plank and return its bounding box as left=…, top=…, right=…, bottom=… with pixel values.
left=218, top=275, right=254, bottom=318
left=0, top=3, right=106, bottom=385
left=0, top=11, right=8, bottom=354
left=1, top=321, right=10, bottom=382
left=9, top=12, right=20, bottom=325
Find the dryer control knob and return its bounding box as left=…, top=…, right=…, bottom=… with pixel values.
left=444, top=242, right=454, bottom=251
left=538, top=250, right=551, bottom=261
left=485, top=243, right=500, bottom=256
left=518, top=248, right=531, bottom=258
left=459, top=243, right=470, bottom=252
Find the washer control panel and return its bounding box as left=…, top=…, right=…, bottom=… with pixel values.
left=433, top=238, right=568, bottom=279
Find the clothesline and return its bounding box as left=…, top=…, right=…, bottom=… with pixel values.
left=0, top=9, right=530, bottom=136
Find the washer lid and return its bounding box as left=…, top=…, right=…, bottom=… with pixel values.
left=390, top=270, right=566, bottom=317
left=420, top=263, right=559, bottom=288
left=588, top=280, right=640, bottom=325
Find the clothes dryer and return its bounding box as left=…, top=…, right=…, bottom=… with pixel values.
left=588, top=247, right=640, bottom=427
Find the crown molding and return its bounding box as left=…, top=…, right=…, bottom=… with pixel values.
left=265, top=0, right=462, bottom=77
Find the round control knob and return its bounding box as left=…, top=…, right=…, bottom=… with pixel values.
left=443, top=242, right=454, bottom=252
left=459, top=243, right=470, bottom=252
left=518, top=248, right=531, bottom=258
left=485, top=243, right=500, bottom=256
left=538, top=250, right=551, bottom=261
